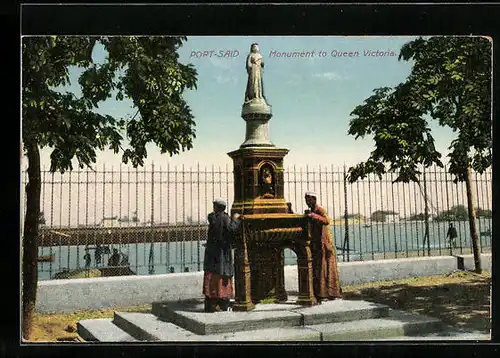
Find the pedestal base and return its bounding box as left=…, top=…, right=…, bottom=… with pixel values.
left=250, top=248, right=287, bottom=303
left=233, top=215, right=317, bottom=310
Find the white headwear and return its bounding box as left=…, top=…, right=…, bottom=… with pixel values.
left=304, top=191, right=317, bottom=198
left=213, top=198, right=226, bottom=207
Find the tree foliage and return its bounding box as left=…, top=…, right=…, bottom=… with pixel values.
left=22, top=36, right=198, bottom=172
left=347, top=36, right=492, bottom=184
left=21, top=35, right=197, bottom=340
left=408, top=213, right=426, bottom=221
left=476, top=208, right=492, bottom=218
left=347, top=36, right=491, bottom=274
left=370, top=210, right=398, bottom=222
left=434, top=205, right=492, bottom=221
left=434, top=204, right=469, bottom=221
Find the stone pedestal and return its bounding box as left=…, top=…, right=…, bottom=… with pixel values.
left=232, top=215, right=317, bottom=311
left=228, top=147, right=289, bottom=216
left=229, top=58, right=317, bottom=309
left=240, top=99, right=274, bottom=148
left=233, top=226, right=255, bottom=312
left=228, top=99, right=289, bottom=215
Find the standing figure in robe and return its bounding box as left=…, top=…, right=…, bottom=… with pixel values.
left=304, top=192, right=342, bottom=302
left=245, top=43, right=265, bottom=102
left=203, top=198, right=242, bottom=312
left=260, top=166, right=274, bottom=198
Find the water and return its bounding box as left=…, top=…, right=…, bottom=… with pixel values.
left=331, top=218, right=492, bottom=258
left=37, top=219, right=492, bottom=281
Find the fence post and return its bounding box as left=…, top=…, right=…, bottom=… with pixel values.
left=28, top=163, right=492, bottom=281
left=422, top=167, right=431, bottom=257
left=197, top=162, right=201, bottom=272
left=149, top=163, right=155, bottom=275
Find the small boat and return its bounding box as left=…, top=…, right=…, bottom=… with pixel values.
left=37, top=255, right=55, bottom=262
left=53, top=266, right=136, bottom=279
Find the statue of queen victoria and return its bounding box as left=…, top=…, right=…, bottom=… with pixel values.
left=245, top=43, right=267, bottom=103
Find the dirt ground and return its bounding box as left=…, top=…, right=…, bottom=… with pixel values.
left=341, top=270, right=491, bottom=333
left=27, top=270, right=491, bottom=342
left=29, top=305, right=151, bottom=342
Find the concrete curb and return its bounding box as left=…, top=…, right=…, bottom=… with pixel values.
left=37, top=254, right=492, bottom=313
left=455, top=253, right=492, bottom=271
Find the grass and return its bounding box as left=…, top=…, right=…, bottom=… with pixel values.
left=341, top=270, right=492, bottom=333
left=27, top=270, right=491, bottom=342
left=259, top=297, right=279, bottom=304
left=30, top=305, right=151, bottom=342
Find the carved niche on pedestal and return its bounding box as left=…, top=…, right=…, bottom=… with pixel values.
left=259, top=163, right=275, bottom=198
left=228, top=148, right=289, bottom=215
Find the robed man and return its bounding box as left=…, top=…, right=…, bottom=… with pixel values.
left=446, top=223, right=458, bottom=248
left=304, top=192, right=342, bottom=302
left=203, top=198, right=241, bottom=312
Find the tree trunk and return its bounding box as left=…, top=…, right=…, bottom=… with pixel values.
left=22, top=141, right=41, bottom=341
left=343, top=168, right=349, bottom=262
left=465, top=167, right=482, bottom=274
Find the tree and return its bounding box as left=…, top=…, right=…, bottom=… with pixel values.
left=347, top=36, right=491, bottom=273
left=370, top=210, right=398, bottom=223
left=22, top=36, right=197, bottom=340
left=408, top=213, right=426, bottom=221
left=435, top=205, right=469, bottom=221
left=476, top=208, right=492, bottom=218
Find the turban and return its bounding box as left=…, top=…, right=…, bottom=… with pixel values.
left=213, top=198, right=226, bottom=207
left=304, top=191, right=317, bottom=198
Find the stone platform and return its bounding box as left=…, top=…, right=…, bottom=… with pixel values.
left=77, top=297, right=488, bottom=342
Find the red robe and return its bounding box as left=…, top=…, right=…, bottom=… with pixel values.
left=310, top=205, right=342, bottom=300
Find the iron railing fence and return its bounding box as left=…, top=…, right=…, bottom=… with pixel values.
left=21, top=164, right=492, bottom=281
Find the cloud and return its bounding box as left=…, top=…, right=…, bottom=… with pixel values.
left=313, top=71, right=346, bottom=81
left=284, top=73, right=303, bottom=86
left=215, top=75, right=238, bottom=85
left=209, top=56, right=233, bottom=70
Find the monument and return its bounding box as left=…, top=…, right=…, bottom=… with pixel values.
left=228, top=44, right=318, bottom=310
left=228, top=43, right=289, bottom=214
left=76, top=43, right=459, bottom=343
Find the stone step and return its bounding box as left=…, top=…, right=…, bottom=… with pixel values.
left=114, top=311, right=322, bottom=341
left=113, top=312, right=198, bottom=341
left=79, top=308, right=448, bottom=342
left=296, top=299, right=390, bottom=326
left=77, top=318, right=138, bottom=342
left=308, top=309, right=445, bottom=341
left=152, top=298, right=390, bottom=335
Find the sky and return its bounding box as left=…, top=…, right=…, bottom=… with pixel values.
left=28, top=35, right=457, bottom=172
left=22, top=36, right=494, bottom=227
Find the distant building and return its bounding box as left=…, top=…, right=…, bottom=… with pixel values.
left=101, top=213, right=142, bottom=227
left=101, top=216, right=119, bottom=227
left=385, top=213, right=400, bottom=223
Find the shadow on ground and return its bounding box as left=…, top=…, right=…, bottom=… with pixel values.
left=341, top=273, right=491, bottom=333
